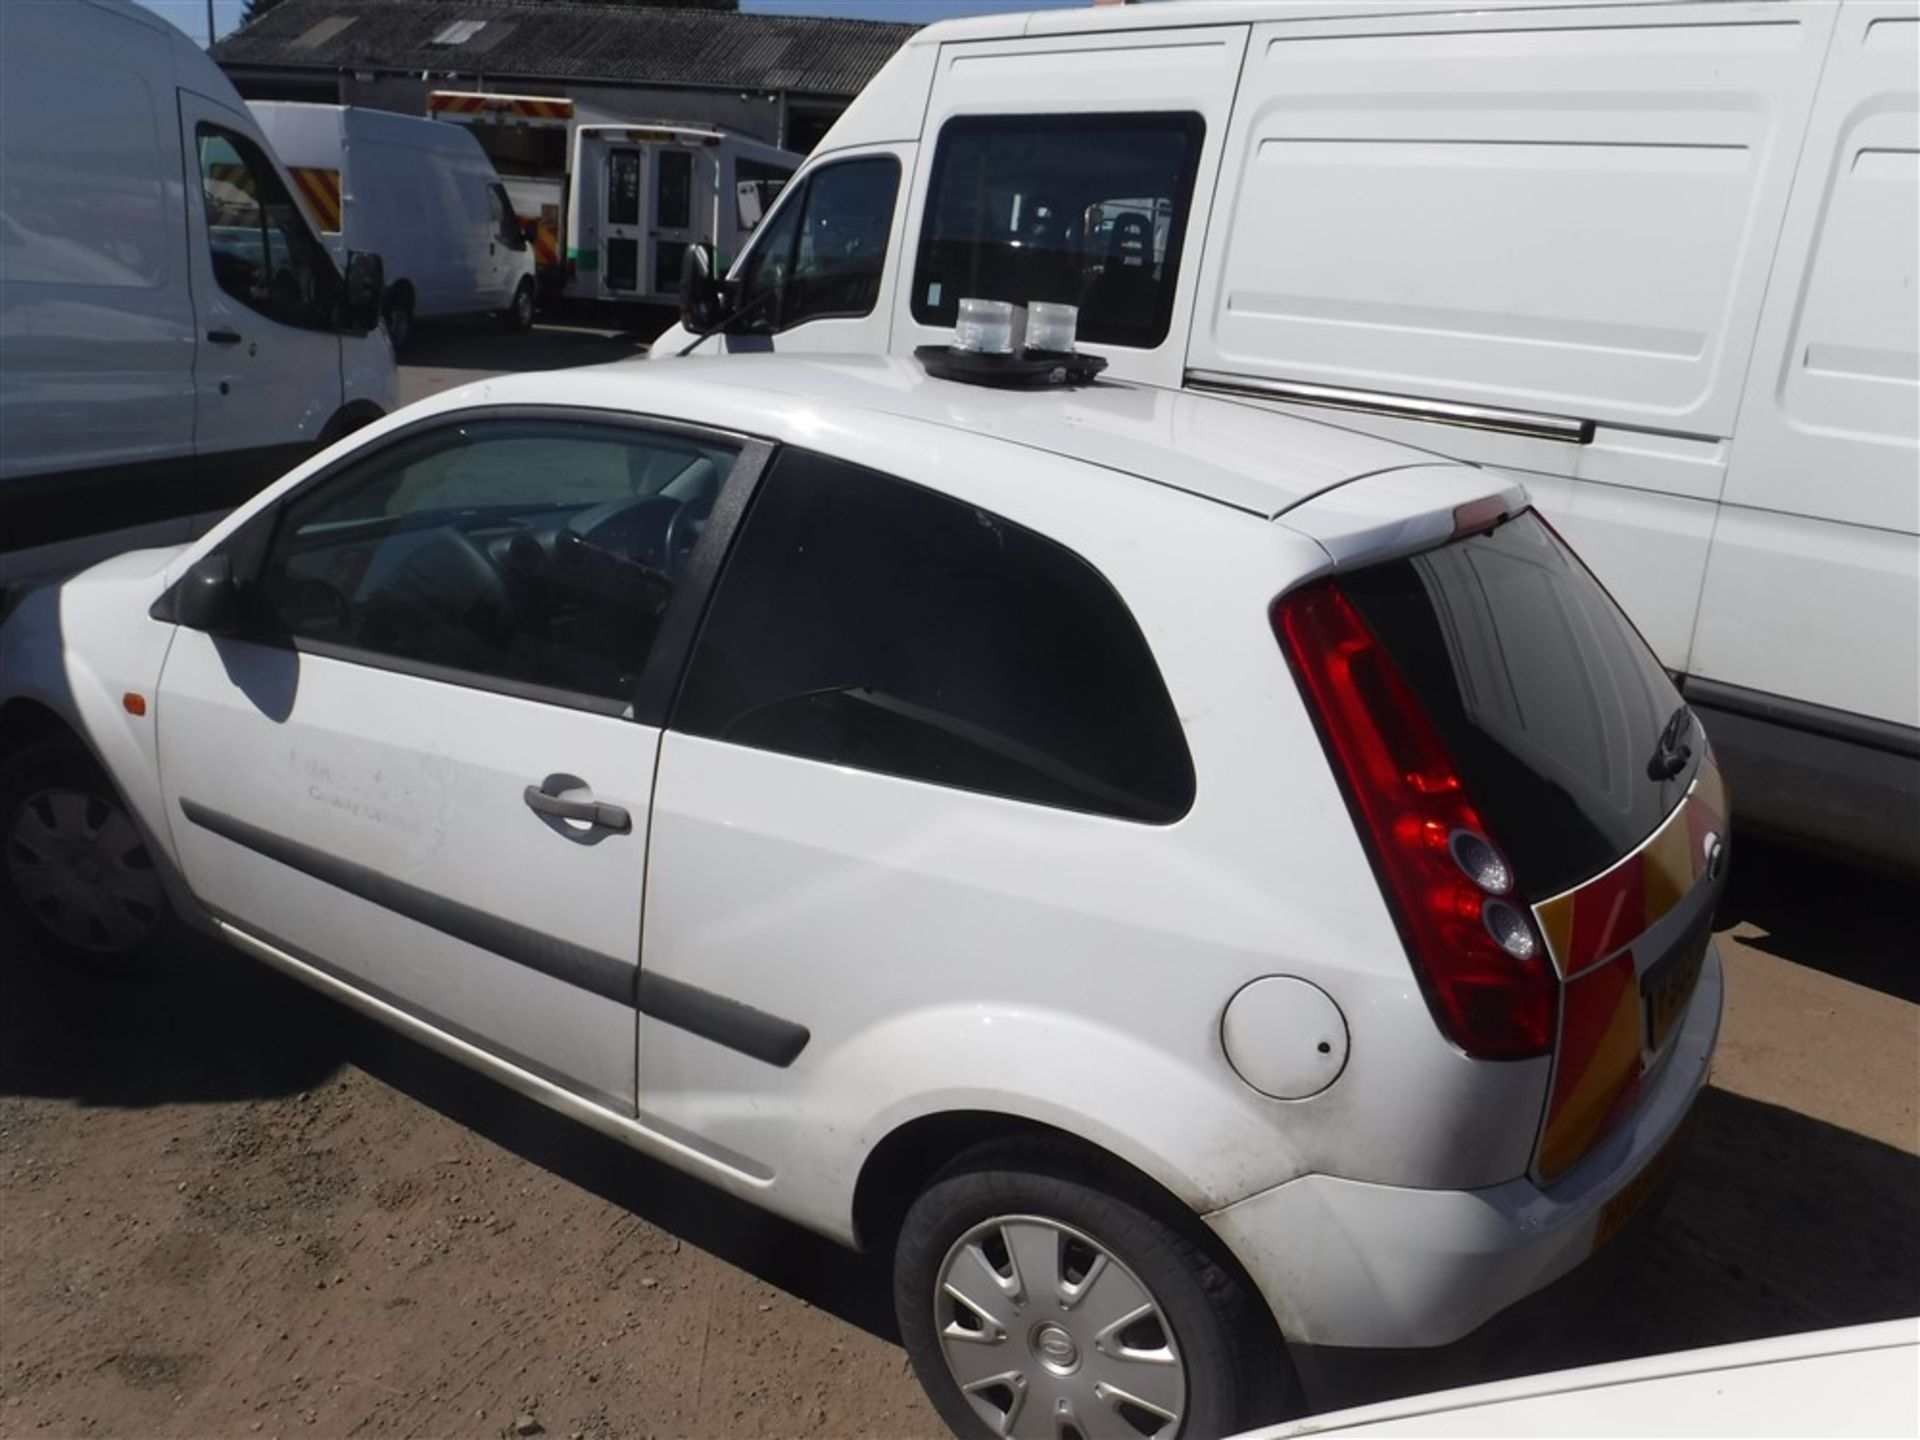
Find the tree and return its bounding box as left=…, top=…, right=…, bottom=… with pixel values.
left=239, top=0, right=289, bottom=22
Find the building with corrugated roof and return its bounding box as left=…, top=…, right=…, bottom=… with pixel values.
left=212, top=0, right=917, bottom=152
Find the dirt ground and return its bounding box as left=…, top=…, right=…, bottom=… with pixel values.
left=4, top=326, right=1915, bottom=1438
left=3, top=833, right=1914, bottom=1440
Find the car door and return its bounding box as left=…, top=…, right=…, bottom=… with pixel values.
left=180, top=91, right=348, bottom=505
left=155, top=410, right=759, bottom=1110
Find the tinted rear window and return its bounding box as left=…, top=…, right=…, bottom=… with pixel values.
left=674, top=450, right=1195, bottom=823
left=1341, top=511, right=1696, bottom=898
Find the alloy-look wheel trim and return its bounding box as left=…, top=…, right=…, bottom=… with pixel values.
left=5, top=787, right=163, bottom=954
left=934, top=1213, right=1186, bottom=1440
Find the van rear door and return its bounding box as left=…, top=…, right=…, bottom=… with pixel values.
left=179, top=89, right=346, bottom=511
left=894, top=21, right=1249, bottom=385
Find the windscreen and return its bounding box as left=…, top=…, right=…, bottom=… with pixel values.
left=1339, top=511, right=1699, bottom=898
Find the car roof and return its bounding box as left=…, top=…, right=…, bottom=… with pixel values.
left=450, top=354, right=1455, bottom=522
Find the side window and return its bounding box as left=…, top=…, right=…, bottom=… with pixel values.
left=912, top=113, right=1205, bottom=349
left=253, top=419, right=739, bottom=707
left=490, top=185, right=523, bottom=249
left=196, top=124, right=337, bottom=330
left=674, top=452, right=1195, bottom=823
left=730, top=156, right=901, bottom=333
left=656, top=148, right=693, bottom=230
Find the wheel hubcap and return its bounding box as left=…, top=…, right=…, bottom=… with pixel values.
left=934, top=1215, right=1185, bottom=1439
left=5, top=787, right=163, bottom=954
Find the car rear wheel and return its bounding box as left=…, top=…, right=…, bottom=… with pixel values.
left=894, top=1139, right=1291, bottom=1439
left=0, top=737, right=177, bottom=973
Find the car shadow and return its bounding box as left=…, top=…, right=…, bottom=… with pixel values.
left=1573, top=1083, right=1920, bottom=1363
left=1719, top=833, right=1919, bottom=1004
left=0, top=923, right=899, bottom=1342
left=0, top=924, right=346, bottom=1106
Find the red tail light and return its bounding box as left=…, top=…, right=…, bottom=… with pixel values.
left=1274, top=581, right=1555, bottom=1060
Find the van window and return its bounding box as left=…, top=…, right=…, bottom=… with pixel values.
left=657, top=148, right=693, bottom=230
left=196, top=125, right=338, bottom=331
left=912, top=114, right=1206, bottom=349
left=730, top=156, right=900, bottom=333
left=489, top=185, right=524, bottom=249
left=674, top=450, right=1196, bottom=824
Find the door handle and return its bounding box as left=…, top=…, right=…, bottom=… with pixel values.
left=523, top=780, right=631, bottom=833
left=206, top=329, right=243, bottom=345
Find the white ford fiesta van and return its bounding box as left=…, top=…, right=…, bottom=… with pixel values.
left=656, top=0, right=1920, bottom=871
left=0, top=0, right=396, bottom=591
left=249, top=102, right=540, bottom=349
left=0, top=352, right=1728, bottom=1436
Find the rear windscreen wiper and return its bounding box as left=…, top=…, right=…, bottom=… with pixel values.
left=1647, top=703, right=1694, bottom=782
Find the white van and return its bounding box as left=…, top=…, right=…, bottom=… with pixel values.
left=659, top=0, right=1920, bottom=870
left=0, top=0, right=394, bottom=591
left=567, top=123, right=798, bottom=306
left=249, top=102, right=539, bottom=349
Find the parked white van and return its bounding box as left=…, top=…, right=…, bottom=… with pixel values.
left=249, top=102, right=539, bottom=349
left=660, top=0, right=1920, bottom=869
left=567, top=123, right=798, bottom=307
left=0, top=0, right=394, bottom=591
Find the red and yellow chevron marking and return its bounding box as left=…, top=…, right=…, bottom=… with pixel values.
left=1533, top=757, right=1727, bottom=1181
left=428, top=91, right=573, bottom=122
left=289, top=166, right=342, bottom=233
left=532, top=207, right=561, bottom=268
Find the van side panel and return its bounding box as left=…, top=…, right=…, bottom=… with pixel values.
left=1190, top=2, right=1831, bottom=435
left=1684, top=0, right=1920, bottom=865
left=1184, top=2, right=1835, bottom=681
left=0, top=5, right=195, bottom=490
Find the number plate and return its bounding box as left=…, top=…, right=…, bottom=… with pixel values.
left=1640, top=922, right=1709, bottom=1053
left=1592, top=1115, right=1692, bottom=1252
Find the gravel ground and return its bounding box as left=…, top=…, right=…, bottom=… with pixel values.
left=3, top=836, right=1913, bottom=1440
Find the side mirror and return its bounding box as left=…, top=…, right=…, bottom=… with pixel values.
left=157, top=554, right=243, bottom=635
left=679, top=243, right=727, bottom=333
left=342, top=250, right=384, bottom=333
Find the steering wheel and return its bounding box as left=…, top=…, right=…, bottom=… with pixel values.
left=382, top=523, right=516, bottom=650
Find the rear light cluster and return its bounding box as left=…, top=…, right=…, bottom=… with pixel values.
left=1274, top=582, right=1556, bottom=1061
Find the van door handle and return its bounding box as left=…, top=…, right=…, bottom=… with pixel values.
left=523, top=779, right=631, bottom=833
left=207, top=329, right=243, bottom=345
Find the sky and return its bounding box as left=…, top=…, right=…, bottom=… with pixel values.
left=133, top=0, right=1090, bottom=48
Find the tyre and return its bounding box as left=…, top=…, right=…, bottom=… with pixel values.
left=0, top=737, right=178, bottom=973
left=503, top=277, right=536, bottom=333
left=894, top=1139, right=1292, bottom=1440
left=383, top=286, right=415, bottom=352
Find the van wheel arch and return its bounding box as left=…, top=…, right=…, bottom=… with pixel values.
left=383, top=282, right=416, bottom=351
left=317, top=400, right=385, bottom=450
